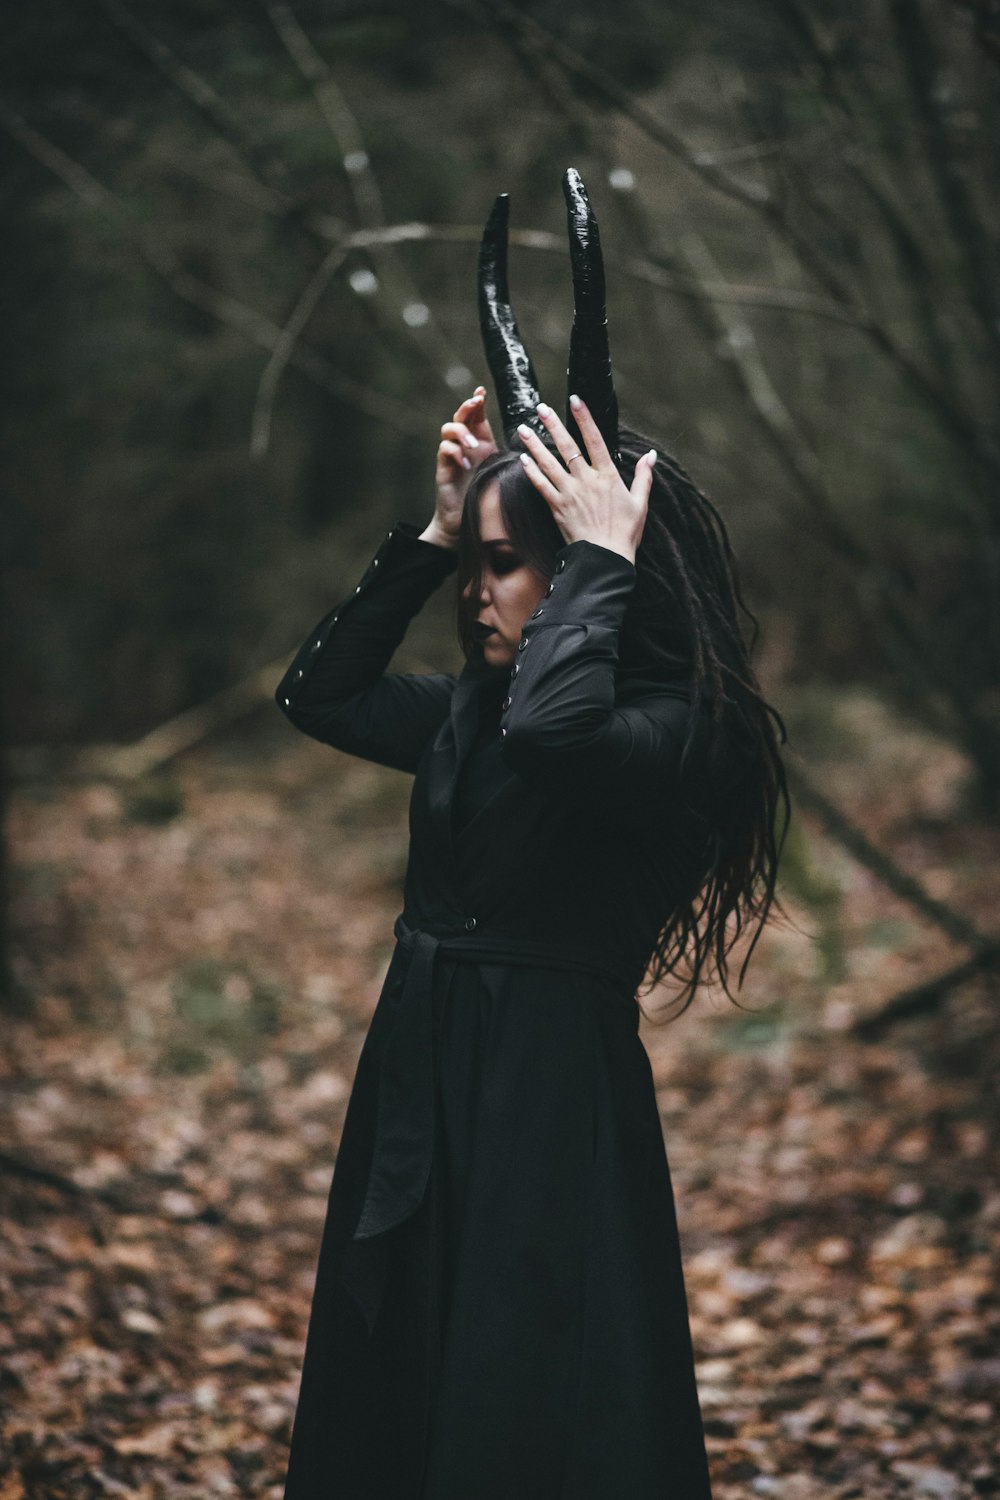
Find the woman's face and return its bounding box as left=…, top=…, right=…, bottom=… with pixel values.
left=463, top=481, right=549, bottom=669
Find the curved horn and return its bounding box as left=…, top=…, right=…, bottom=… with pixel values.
left=563, top=168, right=620, bottom=462
left=478, top=193, right=546, bottom=444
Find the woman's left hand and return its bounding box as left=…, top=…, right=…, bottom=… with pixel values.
left=516, top=396, right=655, bottom=565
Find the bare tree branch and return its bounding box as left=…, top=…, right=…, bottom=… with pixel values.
left=323, top=217, right=870, bottom=328
left=251, top=243, right=350, bottom=458
left=890, top=0, right=1000, bottom=355
left=7, top=96, right=889, bottom=476
left=675, top=229, right=863, bottom=556
left=544, top=238, right=868, bottom=326
left=950, top=0, right=1000, bottom=70
left=451, top=0, right=1000, bottom=485
left=690, top=130, right=831, bottom=168
left=0, top=103, right=120, bottom=216
left=143, top=140, right=293, bottom=217
left=450, top=0, right=775, bottom=207
left=261, top=0, right=463, bottom=408
left=0, top=104, right=428, bottom=439
left=849, top=163, right=964, bottom=387
left=777, top=0, right=987, bottom=394
left=656, top=225, right=987, bottom=747
left=92, top=0, right=297, bottom=210
left=260, top=0, right=382, bottom=219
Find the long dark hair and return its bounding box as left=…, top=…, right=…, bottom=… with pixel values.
left=456, top=424, right=790, bottom=1014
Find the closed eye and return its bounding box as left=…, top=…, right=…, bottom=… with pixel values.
left=483, top=543, right=522, bottom=575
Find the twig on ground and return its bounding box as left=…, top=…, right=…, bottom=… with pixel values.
left=73, top=665, right=286, bottom=781
left=0, top=1148, right=228, bottom=1225
left=788, top=758, right=1000, bottom=1035
left=787, top=759, right=990, bottom=951
left=853, top=942, right=1000, bottom=1038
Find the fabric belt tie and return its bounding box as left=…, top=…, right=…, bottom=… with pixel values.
left=334, top=918, right=641, bottom=1482
left=343, top=913, right=635, bottom=1334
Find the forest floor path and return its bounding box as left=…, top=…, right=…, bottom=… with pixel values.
left=2, top=689, right=998, bottom=1498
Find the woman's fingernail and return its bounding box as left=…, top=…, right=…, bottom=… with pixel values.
left=536, top=402, right=552, bottom=417
left=461, top=456, right=472, bottom=470
left=519, top=452, right=531, bottom=466
left=517, top=423, right=533, bottom=438
left=648, top=449, right=657, bottom=464
left=569, top=394, right=582, bottom=409
left=463, top=432, right=478, bottom=448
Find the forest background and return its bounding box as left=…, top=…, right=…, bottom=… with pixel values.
left=1, top=2, right=999, bottom=1497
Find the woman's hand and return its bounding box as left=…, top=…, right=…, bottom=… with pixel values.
left=516, top=396, right=655, bottom=565
left=420, top=387, right=498, bottom=550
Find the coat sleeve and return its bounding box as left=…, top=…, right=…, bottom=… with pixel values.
left=498, top=539, right=699, bottom=817
left=274, top=520, right=459, bottom=774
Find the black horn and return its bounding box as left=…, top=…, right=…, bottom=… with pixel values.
left=478, top=193, right=546, bottom=444
left=563, top=168, right=620, bottom=463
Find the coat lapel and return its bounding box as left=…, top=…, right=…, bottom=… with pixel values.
left=449, top=666, right=526, bottom=852
left=450, top=666, right=487, bottom=772
left=424, top=662, right=492, bottom=866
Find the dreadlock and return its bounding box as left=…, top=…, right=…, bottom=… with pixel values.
left=456, top=423, right=790, bottom=1017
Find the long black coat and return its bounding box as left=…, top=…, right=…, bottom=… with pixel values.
left=275, top=521, right=716, bottom=1499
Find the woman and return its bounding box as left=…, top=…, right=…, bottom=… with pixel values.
left=276, top=171, right=787, bottom=1500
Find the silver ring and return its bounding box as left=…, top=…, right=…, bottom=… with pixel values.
left=566, top=451, right=584, bottom=465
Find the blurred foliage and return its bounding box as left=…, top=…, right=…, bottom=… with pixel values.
left=1, top=0, right=998, bottom=798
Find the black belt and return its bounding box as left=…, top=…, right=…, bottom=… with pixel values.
left=343, top=913, right=635, bottom=1332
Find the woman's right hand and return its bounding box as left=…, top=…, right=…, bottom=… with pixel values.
left=420, top=387, right=497, bottom=549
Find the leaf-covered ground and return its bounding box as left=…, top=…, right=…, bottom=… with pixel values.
left=2, top=690, right=998, bottom=1499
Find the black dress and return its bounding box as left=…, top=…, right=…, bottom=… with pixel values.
left=275, top=522, right=715, bottom=1499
